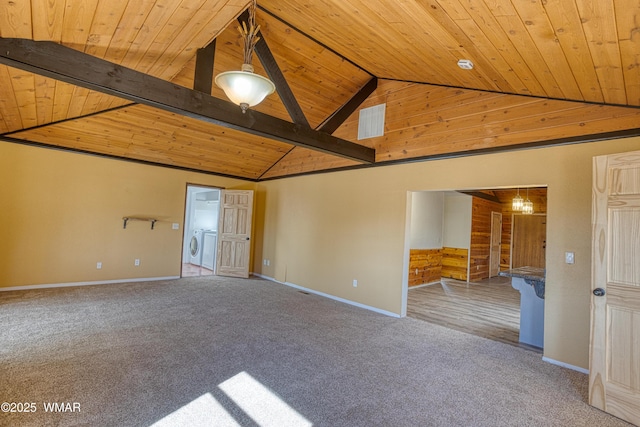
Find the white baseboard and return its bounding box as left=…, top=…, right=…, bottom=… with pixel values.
left=542, top=357, right=589, bottom=374
left=0, top=276, right=180, bottom=292
left=253, top=273, right=401, bottom=318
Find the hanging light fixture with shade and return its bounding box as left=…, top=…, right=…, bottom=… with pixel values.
left=522, top=188, right=534, bottom=215
left=215, top=0, right=275, bottom=113
left=512, top=188, right=524, bottom=211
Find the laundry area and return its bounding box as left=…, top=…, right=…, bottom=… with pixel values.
left=182, top=185, right=220, bottom=277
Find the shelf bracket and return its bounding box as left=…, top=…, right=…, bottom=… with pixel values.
left=123, top=217, right=157, bottom=230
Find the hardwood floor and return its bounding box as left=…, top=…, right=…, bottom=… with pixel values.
left=407, top=276, right=541, bottom=352
left=181, top=263, right=214, bottom=277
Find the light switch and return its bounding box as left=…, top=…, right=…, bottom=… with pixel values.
left=565, top=252, right=575, bottom=264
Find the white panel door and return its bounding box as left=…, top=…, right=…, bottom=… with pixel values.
left=590, top=150, right=640, bottom=425
left=216, top=190, right=254, bottom=278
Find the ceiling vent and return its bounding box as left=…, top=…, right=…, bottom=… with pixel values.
left=457, top=59, right=474, bottom=70
left=358, top=103, right=386, bottom=140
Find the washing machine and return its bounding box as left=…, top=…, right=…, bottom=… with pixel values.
left=189, top=229, right=204, bottom=266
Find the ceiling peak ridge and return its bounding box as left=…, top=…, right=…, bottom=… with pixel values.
left=257, top=5, right=376, bottom=78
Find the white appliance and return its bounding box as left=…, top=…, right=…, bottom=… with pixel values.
left=189, top=229, right=204, bottom=266
left=201, top=231, right=217, bottom=271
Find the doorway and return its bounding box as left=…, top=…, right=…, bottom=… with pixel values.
left=182, top=185, right=220, bottom=277
left=405, top=186, right=547, bottom=348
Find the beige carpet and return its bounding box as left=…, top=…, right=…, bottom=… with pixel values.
left=0, top=276, right=633, bottom=426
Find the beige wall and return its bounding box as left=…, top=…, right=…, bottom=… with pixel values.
left=410, top=191, right=444, bottom=249
left=254, top=136, right=640, bottom=370
left=0, top=142, right=252, bottom=287
left=443, top=192, right=472, bottom=249
left=4, top=136, right=640, bottom=370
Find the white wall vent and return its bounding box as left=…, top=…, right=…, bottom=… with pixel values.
left=358, top=103, right=386, bottom=140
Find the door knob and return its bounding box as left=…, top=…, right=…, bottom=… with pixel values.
left=593, top=288, right=606, bottom=297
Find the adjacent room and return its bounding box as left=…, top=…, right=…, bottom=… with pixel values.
left=406, top=188, right=548, bottom=350
left=1, top=0, right=640, bottom=425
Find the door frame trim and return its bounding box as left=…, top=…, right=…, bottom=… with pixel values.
left=181, top=183, right=223, bottom=278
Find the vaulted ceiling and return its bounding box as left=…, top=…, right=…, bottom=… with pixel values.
left=1, top=0, right=639, bottom=181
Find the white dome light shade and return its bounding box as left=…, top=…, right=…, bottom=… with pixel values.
left=215, top=65, right=275, bottom=113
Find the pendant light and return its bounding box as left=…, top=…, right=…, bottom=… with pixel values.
left=512, top=188, right=524, bottom=211
left=215, top=0, right=275, bottom=113
left=522, top=188, right=534, bottom=215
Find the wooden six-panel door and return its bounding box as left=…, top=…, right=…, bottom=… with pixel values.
left=590, top=150, right=640, bottom=425
left=216, top=190, right=253, bottom=278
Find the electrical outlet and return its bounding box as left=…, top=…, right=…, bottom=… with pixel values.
left=96, top=262, right=102, bottom=269
left=565, top=252, right=575, bottom=264
left=353, top=279, right=358, bottom=288
left=134, top=259, right=140, bottom=266
left=172, top=223, right=180, bottom=230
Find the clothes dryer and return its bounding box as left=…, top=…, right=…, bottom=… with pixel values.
left=189, top=229, right=203, bottom=266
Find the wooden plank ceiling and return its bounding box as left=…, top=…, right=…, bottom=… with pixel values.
left=1, top=0, right=639, bottom=181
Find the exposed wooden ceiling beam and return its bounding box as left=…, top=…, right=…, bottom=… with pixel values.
left=0, top=38, right=375, bottom=163
left=318, top=77, right=378, bottom=134
left=194, top=40, right=216, bottom=94
left=457, top=191, right=501, bottom=203
left=238, top=10, right=310, bottom=127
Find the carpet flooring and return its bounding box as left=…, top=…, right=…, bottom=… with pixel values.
left=0, top=276, right=633, bottom=426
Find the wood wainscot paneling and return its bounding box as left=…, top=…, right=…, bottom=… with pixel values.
left=409, top=249, right=442, bottom=287
left=441, top=247, right=469, bottom=281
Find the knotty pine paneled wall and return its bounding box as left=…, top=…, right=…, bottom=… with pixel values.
left=441, top=247, right=468, bottom=281
left=409, top=247, right=469, bottom=285
left=501, top=214, right=512, bottom=271
left=469, top=197, right=503, bottom=282
left=408, top=249, right=442, bottom=287
left=496, top=189, right=548, bottom=271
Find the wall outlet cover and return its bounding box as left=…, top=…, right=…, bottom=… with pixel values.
left=565, top=252, right=575, bottom=264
